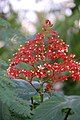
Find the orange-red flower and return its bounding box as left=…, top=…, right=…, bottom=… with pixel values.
left=7, top=20, right=80, bottom=89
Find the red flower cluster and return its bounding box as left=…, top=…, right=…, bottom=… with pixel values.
left=7, top=20, right=80, bottom=90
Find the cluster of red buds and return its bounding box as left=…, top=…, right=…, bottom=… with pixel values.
left=7, top=20, right=80, bottom=91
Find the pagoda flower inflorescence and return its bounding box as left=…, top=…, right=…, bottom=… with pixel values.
left=7, top=20, right=80, bottom=91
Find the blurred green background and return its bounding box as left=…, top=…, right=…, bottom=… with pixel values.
left=0, top=0, right=80, bottom=95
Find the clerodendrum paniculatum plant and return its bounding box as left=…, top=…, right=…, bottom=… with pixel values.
left=7, top=20, right=80, bottom=89
left=6, top=20, right=80, bottom=120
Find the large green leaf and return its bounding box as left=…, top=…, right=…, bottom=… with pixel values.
left=32, top=93, right=80, bottom=120
left=0, top=74, right=37, bottom=118
left=13, top=79, right=37, bottom=100
left=0, top=78, right=31, bottom=118
left=67, top=96, right=80, bottom=120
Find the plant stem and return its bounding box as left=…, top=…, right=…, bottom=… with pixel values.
left=31, top=97, right=34, bottom=105
left=40, top=92, right=43, bottom=102
left=64, top=108, right=71, bottom=120
left=30, top=82, right=44, bottom=103
left=31, top=97, right=34, bottom=110
left=29, top=81, right=38, bottom=92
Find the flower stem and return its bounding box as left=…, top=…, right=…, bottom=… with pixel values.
left=40, top=93, right=43, bottom=102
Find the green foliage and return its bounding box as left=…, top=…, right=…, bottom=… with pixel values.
left=32, top=93, right=80, bottom=120
left=63, top=78, right=80, bottom=95
left=17, top=62, right=34, bottom=70
left=0, top=59, right=8, bottom=70
left=0, top=17, right=10, bottom=28
left=54, top=9, right=80, bottom=54
left=0, top=18, right=35, bottom=119
left=0, top=60, right=37, bottom=120
left=0, top=17, right=27, bottom=62
left=0, top=75, right=33, bottom=119
left=7, top=12, right=21, bottom=29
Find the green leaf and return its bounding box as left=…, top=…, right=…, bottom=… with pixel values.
left=0, top=75, right=37, bottom=118
left=0, top=17, right=10, bottom=28
left=0, top=102, right=11, bottom=120
left=0, top=18, right=27, bottom=56
left=32, top=93, right=80, bottom=120
left=67, top=96, right=80, bottom=120
left=32, top=93, right=66, bottom=120
left=13, top=79, right=37, bottom=100
left=17, top=62, right=34, bottom=70
left=0, top=59, right=8, bottom=70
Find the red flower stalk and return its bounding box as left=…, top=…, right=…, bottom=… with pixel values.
left=7, top=20, right=80, bottom=90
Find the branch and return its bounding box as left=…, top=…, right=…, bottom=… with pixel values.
left=64, top=108, right=71, bottom=120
